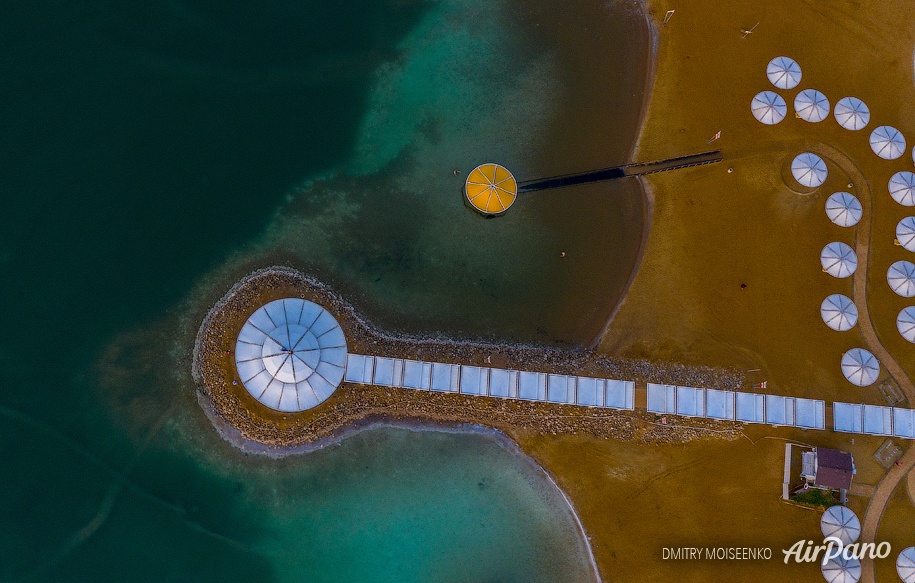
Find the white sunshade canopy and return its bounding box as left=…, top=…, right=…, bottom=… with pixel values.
left=833, top=97, right=870, bottom=131
left=235, top=298, right=347, bottom=412
left=751, top=91, right=787, bottom=125
left=870, top=126, right=906, bottom=160
left=793, top=153, right=828, bottom=187
left=888, top=260, right=915, bottom=297
left=821, top=506, right=861, bottom=546
left=821, top=242, right=857, bottom=278
left=897, top=217, right=915, bottom=250
left=767, top=56, right=802, bottom=89
left=897, top=547, right=915, bottom=583
left=795, top=89, right=830, bottom=122
left=841, top=348, right=880, bottom=386
left=822, top=554, right=862, bottom=583
left=821, top=294, right=858, bottom=331
left=889, top=172, right=915, bottom=206
left=825, top=192, right=862, bottom=227
left=897, top=307, right=915, bottom=343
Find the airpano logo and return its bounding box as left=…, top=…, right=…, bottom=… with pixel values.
left=782, top=537, right=891, bottom=564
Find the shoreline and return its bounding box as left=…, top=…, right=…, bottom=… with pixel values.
left=192, top=265, right=745, bottom=452
left=589, top=0, right=659, bottom=349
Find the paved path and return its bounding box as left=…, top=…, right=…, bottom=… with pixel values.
left=805, top=142, right=915, bottom=583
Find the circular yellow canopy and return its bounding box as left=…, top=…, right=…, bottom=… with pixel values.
left=465, top=163, right=517, bottom=214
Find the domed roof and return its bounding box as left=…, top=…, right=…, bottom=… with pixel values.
left=235, top=298, right=347, bottom=411
left=822, top=554, right=861, bottom=583
left=795, top=89, right=830, bottom=122
left=833, top=97, right=870, bottom=131
left=464, top=163, right=517, bottom=215
left=821, top=294, right=858, bottom=331
left=841, top=348, right=879, bottom=386
left=898, top=307, right=915, bottom=343
left=821, top=242, right=857, bottom=278
left=897, top=217, right=915, bottom=250
left=889, top=172, right=915, bottom=206
left=888, top=261, right=915, bottom=297
left=821, top=506, right=860, bottom=546
left=751, top=91, right=787, bottom=125
left=793, top=153, right=828, bottom=187
left=825, top=192, right=862, bottom=227
left=767, top=56, right=802, bottom=89
left=870, top=126, right=906, bottom=160
left=897, top=547, right=915, bottom=583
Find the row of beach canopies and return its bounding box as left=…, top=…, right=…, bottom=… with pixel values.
left=753, top=57, right=915, bottom=162
left=761, top=57, right=915, bottom=384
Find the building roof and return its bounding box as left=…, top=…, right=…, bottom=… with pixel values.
left=767, top=56, right=802, bottom=90
left=815, top=448, right=855, bottom=490
left=235, top=298, right=347, bottom=412
left=834, top=97, right=870, bottom=131
left=751, top=91, right=787, bottom=125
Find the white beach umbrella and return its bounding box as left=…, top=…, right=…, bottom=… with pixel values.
left=888, top=261, right=915, bottom=297
left=822, top=554, right=862, bottom=583
left=235, top=298, right=347, bottom=412
left=820, top=294, right=858, bottom=331
left=897, top=217, right=915, bottom=250
left=821, top=506, right=861, bottom=546
left=897, top=547, right=915, bottom=583
left=793, top=153, right=828, bottom=187
left=821, top=242, right=857, bottom=278
left=751, top=91, right=787, bottom=125
left=795, top=89, right=830, bottom=122
left=889, top=172, right=915, bottom=206
left=870, top=126, right=906, bottom=160
left=833, top=97, right=870, bottom=131
left=841, top=348, right=880, bottom=387
left=897, top=307, right=915, bottom=343
left=767, top=56, right=802, bottom=89
left=825, top=192, right=862, bottom=227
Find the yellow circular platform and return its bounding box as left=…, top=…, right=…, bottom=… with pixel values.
left=464, top=163, right=517, bottom=215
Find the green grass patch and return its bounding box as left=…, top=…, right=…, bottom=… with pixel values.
left=790, top=488, right=840, bottom=509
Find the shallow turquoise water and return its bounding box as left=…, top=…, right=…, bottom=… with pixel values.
left=1, top=0, right=647, bottom=580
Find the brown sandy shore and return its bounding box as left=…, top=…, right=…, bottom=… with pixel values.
left=192, top=265, right=744, bottom=455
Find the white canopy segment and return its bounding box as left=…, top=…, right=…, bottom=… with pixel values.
left=825, top=192, right=862, bottom=227
left=898, top=307, right=915, bottom=343
left=795, top=89, right=830, bottom=122
left=820, top=294, right=858, bottom=331
left=897, top=217, right=915, bottom=250
left=841, top=348, right=880, bottom=386
left=889, top=172, right=915, bottom=206
left=870, top=125, right=906, bottom=159
left=820, top=506, right=861, bottom=546
left=751, top=91, right=787, bottom=125
left=898, top=547, right=915, bottom=583
left=235, top=298, right=347, bottom=412
left=822, top=554, right=861, bottom=583
left=767, top=56, right=802, bottom=89
left=833, top=97, right=870, bottom=130
left=793, top=153, right=828, bottom=187
left=821, top=242, right=857, bottom=278
left=888, top=261, right=915, bottom=297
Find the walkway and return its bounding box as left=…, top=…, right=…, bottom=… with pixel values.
left=517, top=150, right=722, bottom=192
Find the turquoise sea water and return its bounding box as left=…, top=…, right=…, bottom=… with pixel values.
left=2, top=1, right=647, bottom=580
